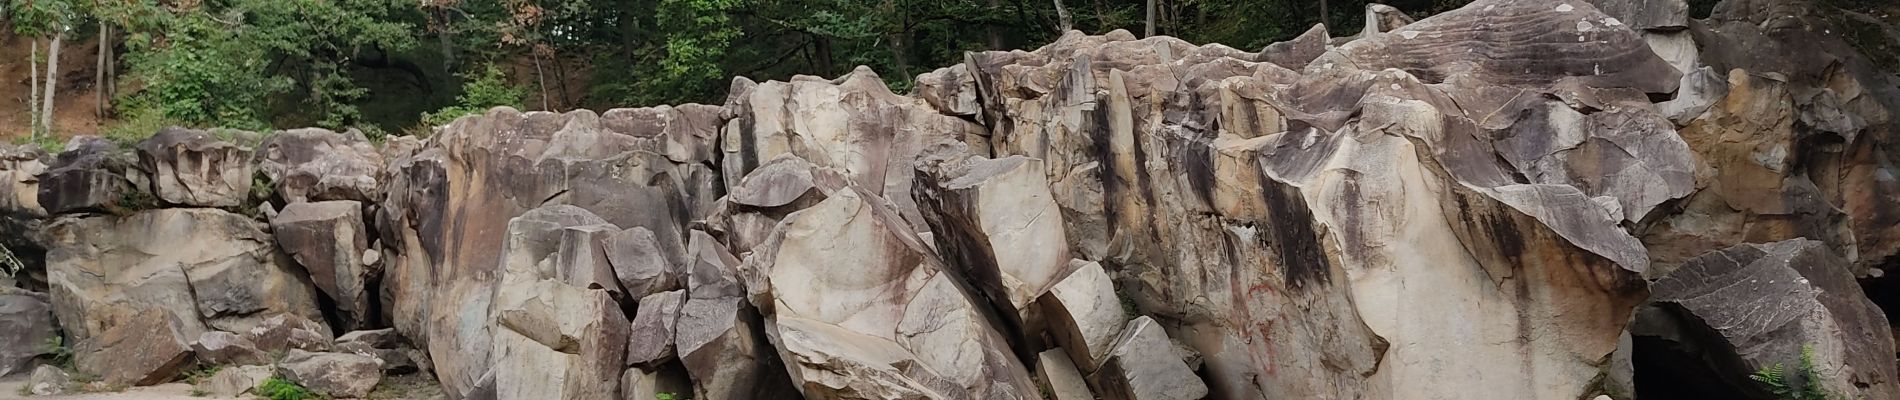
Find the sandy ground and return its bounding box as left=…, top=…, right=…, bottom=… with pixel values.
left=0, top=371, right=446, bottom=400
left=0, top=375, right=201, bottom=400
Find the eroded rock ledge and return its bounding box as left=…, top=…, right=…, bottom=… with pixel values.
left=2, top=0, right=1898, bottom=399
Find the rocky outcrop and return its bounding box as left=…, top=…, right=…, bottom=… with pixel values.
left=28, top=364, right=69, bottom=395
left=1633, top=239, right=1896, bottom=399
left=11, top=0, right=1900, bottom=399
left=255, top=128, right=385, bottom=203
left=134, top=127, right=254, bottom=207
left=0, top=291, right=54, bottom=377
left=44, top=208, right=324, bottom=343
left=0, top=144, right=46, bottom=217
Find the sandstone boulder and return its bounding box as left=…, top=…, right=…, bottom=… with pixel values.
left=1038, top=349, right=1094, bottom=400
left=1090, top=316, right=1207, bottom=400
left=28, top=365, right=68, bottom=395
left=489, top=205, right=631, bottom=400
left=625, top=289, right=685, bottom=369
left=192, top=331, right=270, bottom=366
left=748, top=187, right=1038, bottom=398
left=246, top=313, right=334, bottom=353
left=45, top=208, right=325, bottom=344
left=1259, top=24, right=1329, bottom=71
left=72, top=308, right=194, bottom=387
left=0, top=143, right=46, bottom=216
left=279, top=349, right=383, bottom=398
left=272, top=200, right=375, bottom=329
left=197, top=365, right=272, bottom=398
left=607, top=227, right=684, bottom=300
left=0, top=292, right=55, bottom=377
left=1633, top=239, right=1896, bottom=399
left=254, top=128, right=384, bottom=203
left=1038, top=259, right=1126, bottom=370
left=915, top=151, right=1076, bottom=342
left=133, top=127, right=253, bottom=207
left=677, top=230, right=794, bottom=400
left=37, top=137, right=135, bottom=215
left=336, top=328, right=403, bottom=350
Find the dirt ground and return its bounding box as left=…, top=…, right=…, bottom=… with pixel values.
left=0, top=33, right=109, bottom=144
left=0, top=371, right=446, bottom=400
left=0, top=375, right=200, bottom=400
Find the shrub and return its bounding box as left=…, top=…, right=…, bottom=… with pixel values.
left=421, top=64, right=526, bottom=127
left=1751, top=344, right=1850, bottom=400
left=256, top=377, right=318, bottom=400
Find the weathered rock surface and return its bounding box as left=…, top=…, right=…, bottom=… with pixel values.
left=192, top=330, right=271, bottom=366
left=72, top=308, right=194, bottom=387
left=336, top=328, right=403, bottom=350
left=489, top=205, right=632, bottom=400
left=626, top=289, right=685, bottom=368
left=246, top=313, right=335, bottom=353
left=37, top=137, right=136, bottom=214
left=1633, top=239, right=1896, bottom=399
left=621, top=363, right=693, bottom=400
left=1090, top=316, right=1207, bottom=400
left=1037, top=259, right=1125, bottom=370
left=255, top=128, right=385, bottom=203
left=27, top=364, right=68, bottom=395
left=272, top=200, right=375, bottom=329
left=0, top=292, right=54, bottom=377
left=279, top=349, right=384, bottom=398
left=134, top=127, right=254, bottom=207
left=677, top=229, right=794, bottom=400
left=1037, top=349, right=1093, bottom=400
left=375, top=105, right=720, bottom=398
left=748, top=187, right=1038, bottom=398
left=0, top=144, right=46, bottom=217
left=45, top=208, right=324, bottom=344
left=915, top=150, right=1074, bottom=340
left=198, top=365, right=273, bottom=398
left=958, top=1, right=1676, bottom=397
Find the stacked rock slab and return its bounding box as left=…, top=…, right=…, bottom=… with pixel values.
left=955, top=0, right=1683, bottom=398
left=134, top=127, right=254, bottom=207
left=1634, top=239, right=1896, bottom=399
left=273, top=200, right=376, bottom=330
left=376, top=105, right=725, bottom=398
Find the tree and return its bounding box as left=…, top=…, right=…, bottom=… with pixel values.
left=9, top=0, right=73, bottom=140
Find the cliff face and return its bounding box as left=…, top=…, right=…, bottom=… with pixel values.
left=3, top=0, right=1898, bottom=399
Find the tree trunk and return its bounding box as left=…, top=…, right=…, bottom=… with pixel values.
left=42, top=30, right=62, bottom=138
left=1144, top=0, right=1155, bottom=37
left=96, top=24, right=107, bottom=118
left=29, top=38, right=40, bottom=139
left=987, top=0, right=1003, bottom=49
left=1053, top=0, right=1073, bottom=33
left=1320, top=0, right=1329, bottom=28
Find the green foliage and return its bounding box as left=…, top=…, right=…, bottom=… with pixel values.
left=103, top=105, right=186, bottom=147
left=40, top=336, right=73, bottom=370
left=115, top=187, right=159, bottom=213
left=656, top=392, right=682, bottom=400
left=257, top=377, right=320, bottom=400
left=1751, top=345, right=1850, bottom=400
left=182, top=365, right=224, bottom=386
left=423, top=64, right=526, bottom=126
left=8, top=134, right=62, bottom=154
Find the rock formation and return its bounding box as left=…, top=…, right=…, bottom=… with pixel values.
left=4, top=1, right=1898, bottom=400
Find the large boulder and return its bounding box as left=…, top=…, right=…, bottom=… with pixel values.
left=44, top=208, right=325, bottom=344
left=677, top=229, right=796, bottom=400
left=1632, top=239, right=1896, bottom=399
left=245, top=313, right=335, bottom=353
left=914, top=150, right=1076, bottom=345
left=278, top=349, right=383, bottom=398
left=37, top=136, right=136, bottom=215
left=745, top=187, right=1039, bottom=398
left=0, top=143, right=46, bottom=217
left=272, top=200, right=375, bottom=329
left=625, top=289, right=685, bottom=369
left=0, top=292, right=54, bottom=377
left=133, top=127, right=254, bottom=207
left=197, top=365, right=273, bottom=398
left=254, top=128, right=384, bottom=203
left=71, top=307, right=194, bottom=387
left=191, top=331, right=270, bottom=366
left=1090, top=316, right=1208, bottom=400
left=488, top=205, right=631, bottom=400
left=1037, top=259, right=1127, bottom=370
